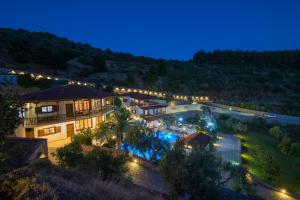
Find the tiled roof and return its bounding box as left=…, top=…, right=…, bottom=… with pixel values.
left=184, top=133, right=211, bottom=147
left=19, top=85, right=113, bottom=102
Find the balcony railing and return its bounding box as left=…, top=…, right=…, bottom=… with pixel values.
left=24, top=106, right=115, bottom=126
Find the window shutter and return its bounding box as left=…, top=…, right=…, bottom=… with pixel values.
left=55, top=126, right=61, bottom=133
left=37, top=129, right=44, bottom=137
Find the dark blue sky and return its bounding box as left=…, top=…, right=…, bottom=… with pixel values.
left=1, top=0, right=300, bottom=60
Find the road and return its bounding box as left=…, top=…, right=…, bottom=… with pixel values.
left=166, top=103, right=300, bottom=125
left=207, top=104, right=300, bottom=125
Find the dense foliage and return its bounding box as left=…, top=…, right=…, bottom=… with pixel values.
left=193, top=50, right=300, bottom=68
left=1, top=28, right=300, bottom=115
left=54, top=140, right=128, bottom=180
left=159, top=139, right=252, bottom=199
left=0, top=94, right=21, bottom=171
left=124, top=122, right=170, bottom=162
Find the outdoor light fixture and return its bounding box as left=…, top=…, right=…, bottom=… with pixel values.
left=281, top=189, right=286, bottom=194
left=178, top=117, right=183, bottom=122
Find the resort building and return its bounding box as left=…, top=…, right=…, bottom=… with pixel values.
left=121, top=92, right=167, bottom=118
left=15, top=85, right=114, bottom=142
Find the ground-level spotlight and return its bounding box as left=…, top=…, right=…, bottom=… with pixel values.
left=281, top=189, right=286, bottom=194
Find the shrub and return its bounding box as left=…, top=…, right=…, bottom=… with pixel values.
left=289, top=143, right=300, bottom=156
left=232, top=122, right=247, bottom=133
left=84, top=149, right=128, bottom=180
left=278, top=136, right=292, bottom=154
left=269, top=126, right=285, bottom=140
left=219, top=114, right=230, bottom=121
left=250, top=117, right=268, bottom=130
left=254, top=147, right=280, bottom=180
left=72, top=128, right=93, bottom=145
left=54, top=142, right=84, bottom=168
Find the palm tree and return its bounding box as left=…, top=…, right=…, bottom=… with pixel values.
left=94, top=122, right=113, bottom=145
left=109, top=107, right=131, bottom=150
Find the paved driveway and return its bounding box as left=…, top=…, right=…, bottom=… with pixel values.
left=214, top=133, right=240, bottom=164
left=126, top=161, right=169, bottom=194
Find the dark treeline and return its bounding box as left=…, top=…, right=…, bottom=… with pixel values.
left=0, top=28, right=160, bottom=70
left=193, top=50, right=300, bottom=68
left=1, top=28, right=300, bottom=115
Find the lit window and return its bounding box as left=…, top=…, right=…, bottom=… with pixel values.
left=76, top=118, right=92, bottom=130
left=75, top=101, right=90, bottom=111
left=38, top=126, right=60, bottom=137
left=41, top=106, right=53, bottom=113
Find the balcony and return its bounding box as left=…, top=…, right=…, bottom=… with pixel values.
left=23, top=106, right=114, bottom=126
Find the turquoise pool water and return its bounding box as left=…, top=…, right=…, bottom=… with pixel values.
left=155, top=130, right=181, bottom=143
left=122, top=130, right=181, bottom=160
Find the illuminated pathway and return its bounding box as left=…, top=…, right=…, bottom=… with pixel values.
left=126, top=161, right=169, bottom=195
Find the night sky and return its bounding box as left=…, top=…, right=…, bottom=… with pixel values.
left=1, top=0, right=300, bottom=60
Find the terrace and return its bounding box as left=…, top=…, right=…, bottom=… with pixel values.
left=23, top=105, right=114, bottom=126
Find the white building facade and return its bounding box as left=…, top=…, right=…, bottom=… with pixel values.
left=15, top=85, right=114, bottom=142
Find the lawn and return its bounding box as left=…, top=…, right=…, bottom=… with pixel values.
left=238, top=131, right=300, bottom=194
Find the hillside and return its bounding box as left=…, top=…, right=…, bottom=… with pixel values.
left=0, top=160, right=164, bottom=200
left=0, top=28, right=300, bottom=115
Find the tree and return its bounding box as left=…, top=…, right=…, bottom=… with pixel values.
left=289, top=143, right=300, bottom=156
left=143, top=134, right=170, bottom=163
left=124, top=121, right=147, bottom=153
left=0, top=93, right=22, bottom=170
left=160, top=140, right=251, bottom=199
left=161, top=115, right=176, bottom=129
left=187, top=96, right=193, bottom=104
left=94, top=122, right=114, bottom=145
left=165, top=92, right=174, bottom=103
left=109, top=108, right=131, bottom=150
left=93, top=53, right=107, bottom=72
left=84, top=148, right=128, bottom=180
left=264, top=154, right=281, bottom=180
left=232, top=122, right=247, bottom=133
left=254, top=147, right=281, bottom=180
left=269, top=126, right=285, bottom=140
left=113, top=96, right=122, bottom=108
left=54, top=142, right=84, bottom=168
left=184, top=146, right=221, bottom=199
left=278, top=136, right=292, bottom=154
left=124, top=122, right=170, bottom=162
left=0, top=94, right=22, bottom=140
left=159, top=139, right=187, bottom=197
left=72, top=128, right=93, bottom=145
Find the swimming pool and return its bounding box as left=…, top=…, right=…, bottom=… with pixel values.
left=122, top=130, right=182, bottom=160
left=155, top=130, right=181, bottom=143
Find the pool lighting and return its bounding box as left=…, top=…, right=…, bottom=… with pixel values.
left=178, top=117, right=183, bottom=122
